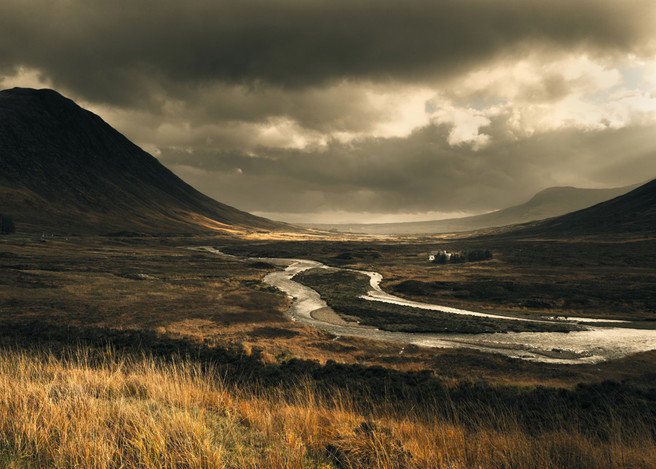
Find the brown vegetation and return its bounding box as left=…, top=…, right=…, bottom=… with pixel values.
left=1, top=341, right=655, bottom=468
left=1, top=233, right=656, bottom=467
left=293, top=268, right=580, bottom=333
left=223, top=235, right=656, bottom=322
left=2, top=233, right=656, bottom=385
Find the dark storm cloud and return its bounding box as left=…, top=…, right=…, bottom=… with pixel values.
left=159, top=122, right=656, bottom=215
left=178, top=83, right=385, bottom=134
left=0, top=0, right=653, bottom=107
left=2, top=0, right=655, bottom=220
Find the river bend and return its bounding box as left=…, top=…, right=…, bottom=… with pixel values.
left=192, top=247, right=656, bottom=364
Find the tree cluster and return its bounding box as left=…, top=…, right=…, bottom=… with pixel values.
left=433, top=249, right=492, bottom=264
left=0, top=214, right=15, bottom=235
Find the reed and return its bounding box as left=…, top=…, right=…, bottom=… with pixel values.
left=0, top=344, right=654, bottom=468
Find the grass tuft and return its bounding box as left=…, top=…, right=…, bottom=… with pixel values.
left=1, top=343, right=655, bottom=468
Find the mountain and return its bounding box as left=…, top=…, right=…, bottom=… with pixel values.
left=514, top=177, right=656, bottom=237
left=304, top=184, right=640, bottom=235
left=0, top=88, right=292, bottom=234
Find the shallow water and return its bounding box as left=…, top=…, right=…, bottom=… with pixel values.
left=358, top=270, right=629, bottom=324
left=192, top=247, right=656, bottom=364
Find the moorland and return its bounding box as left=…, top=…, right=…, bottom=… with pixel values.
left=1, top=230, right=656, bottom=468
left=1, top=88, right=655, bottom=468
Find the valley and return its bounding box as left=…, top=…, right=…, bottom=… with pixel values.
left=1, top=88, right=655, bottom=467
left=2, top=229, right=656, bottom=467
left=2, top=231, right=655, bottom=379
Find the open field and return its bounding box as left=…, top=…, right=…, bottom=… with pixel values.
left=221, top=235, right=656, bottom=322
left=293, top=268, right=580, bottom=334
left=2, top=232, right=656, bottom=382
left=1, top=232, right=656, bottom=467
left=1, top=334, right=656, bottom=468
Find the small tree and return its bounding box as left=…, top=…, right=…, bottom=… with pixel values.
left=450, top=253, right=465, bottom=263
left=432, top=252, right=447, bottom=264
left=433, top=248, right=493, bottom=265
left=0, top=214, right=15, bottom=235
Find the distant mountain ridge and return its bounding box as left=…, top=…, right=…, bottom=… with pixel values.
left=515, top=177, right=656, bottom=237
left=304, top=184, right=640, bottom=235
left=0, top=88, right=291, bottom=234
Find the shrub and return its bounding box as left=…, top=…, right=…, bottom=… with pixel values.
left=0, top=215, right=15, bottom=235
left=432, top=249, right=493, bottom=264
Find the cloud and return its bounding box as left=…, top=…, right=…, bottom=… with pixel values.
left=0, top=66, right=52, bottom=90
left=1, top=0, right=654, bottom=105
left=450, top=55, right=623, bottom=104
left=2, top=0, right=656, bottom=221
left=429, top=101, right=493, bottom=150
left=159, top=121, right=656, bottom=216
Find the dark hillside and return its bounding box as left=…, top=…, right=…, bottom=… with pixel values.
left=0, top=88, right=290, bottom=234
left=515, top=178, right=656, bottom=237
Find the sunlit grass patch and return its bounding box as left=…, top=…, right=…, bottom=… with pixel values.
left=1, top=343, right=655, bottom=468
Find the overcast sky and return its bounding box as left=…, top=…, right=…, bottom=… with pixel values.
left=2, top=0, right=656, bottom=223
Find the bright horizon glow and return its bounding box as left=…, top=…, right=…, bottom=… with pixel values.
left=251, top=209, right=487, bottom=225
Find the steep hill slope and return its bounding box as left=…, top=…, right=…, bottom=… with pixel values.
left=0, top=88, right=290, bottom=234
left=304, top=185, right=639, bottom=235
left=515, top=177, right=656, bottom=237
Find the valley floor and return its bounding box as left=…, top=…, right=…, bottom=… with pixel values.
left=1, top=232, right=655, bottom=467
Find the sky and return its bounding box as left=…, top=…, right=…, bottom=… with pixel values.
left=1, top=0, right=656, bottom=224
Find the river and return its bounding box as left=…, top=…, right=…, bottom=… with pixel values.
left=192, top=247, right=656, bottom=364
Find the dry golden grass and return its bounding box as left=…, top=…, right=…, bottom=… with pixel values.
left=0, top=345, right=297, bottom=468
left=1, top=344, right=655, bottom=468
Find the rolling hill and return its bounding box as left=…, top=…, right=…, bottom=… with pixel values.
left=303, top=184, right=639, bottom=235
left=0, top=88, right=291, bottom=234
left=514, top=177, right=656, bottom=237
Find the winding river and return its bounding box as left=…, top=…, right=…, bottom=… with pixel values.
left=193, top=247, right=656, bottom=364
